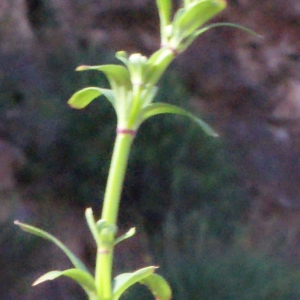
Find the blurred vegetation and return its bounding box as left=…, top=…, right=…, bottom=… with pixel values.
left=163, top=242, right=300, bottom=299
left=122, top=248, right=300, bottom=300
left=117, top=230, right=300, bottom=300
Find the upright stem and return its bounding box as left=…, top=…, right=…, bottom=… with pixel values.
left=102, top=133, right=134, bottom=224
left=95, top=132, right=134, bottom=300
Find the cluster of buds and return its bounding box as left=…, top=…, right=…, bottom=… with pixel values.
left=67, top=0, right=225, bottom=137
left=158, top=0, right=226, bottom=53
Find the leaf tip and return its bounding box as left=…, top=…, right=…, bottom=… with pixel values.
left=67, top=101, right=82, bottom=109
left=85, top=207, right=93, bottom=214
left=14, top=220, right=24, bottom=228
left=76, top=65, right=89, bottom=71
left=116, top=50, right=127, bottom=57
left=32, top=276, right=48, bottom=286
left=32, top=280, right=40, bottom=286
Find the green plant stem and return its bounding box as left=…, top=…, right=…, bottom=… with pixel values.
left=102, top=132, right=134, bottom=224
left=95, top=132, right=135, bottom=299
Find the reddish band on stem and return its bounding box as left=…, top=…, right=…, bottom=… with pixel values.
left=116, top=128, right=137, bottom=136
left=160, top=45, right=179, bottom=57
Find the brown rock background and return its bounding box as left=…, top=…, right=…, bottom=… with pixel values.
left=1, top=0, right=300, bottom=298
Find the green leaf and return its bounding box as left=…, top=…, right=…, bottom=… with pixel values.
left=33, top=269, right=97, bottom=299
left=173, top=0, right=226, bottom=39
left=68, top=87, right=115, bottom=109
left=85, top=208, right=101, bottom=246
left=112, top=266, right=157, bottom=300
left=179, top=22, right=261, bottom=52
left=140, top=273, right=172, bottom=300
left=116, top=51, right=129, bottom=67
left=77, top=64, right=131, bottom=91
left=145, top=48, right=175, bottom=86
left=114, top=227, right=136, bottom=245
left=196, top=22, right=261, bottom=38
left=14, top=220, right=88, bottom=272
left=140, top=86, right=159, bottom=108
left=147, top=48, right=174, bottom=71
left=156, top=0, right=172, bottom=28
left=183, top=0, right=193, bottom=6
left=138, top=102, right=218, bottom=137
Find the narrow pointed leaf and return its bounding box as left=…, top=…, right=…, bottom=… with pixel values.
left=85, top=208, right=101, bottom=246
left=145, top=48, right=175, bottom=86
left=195, top=22, right=261, bottom=38
left=76, top=65, right=100, bottom=71
left=33, top=270, right=62, bottom=285
left=174, top=0, right=226, bottom=39
left=179, top=22, right=261, bottom=52
left=68, top=87, right=115, bottom=109
left=112, top=266, right=157, bottom=300
left=138, top=103, right=218, bottom=137
left=156, top=0, right=172, bottom=28
left=14, top=221, right=88, bottom=272
left=33, top=269, right=97, bottom=298
left=172, top=8, right=185, bottom=24
left=148, top=48, right=175, bottom=70
left=77, top=64, right=131, bottom=91
left=116, top=51, right=129, bottom=67
left=100, top=65, right=132, bottom=90
left=140, top=86, right=158, bottom=108
left=114, top=227, right=136, bottom=245
left=140, top=273, right=172, bottom=300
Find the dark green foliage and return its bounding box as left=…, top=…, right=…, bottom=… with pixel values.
left=172, top=129, right=248, bottom=240
left=164, top=244, right=300, bottom=299
left=117, top=239, right=300, bottom=299
left=161, top=206, right=300, bottom=299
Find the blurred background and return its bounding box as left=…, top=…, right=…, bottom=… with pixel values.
left=1, top=0, right=300, bottom=298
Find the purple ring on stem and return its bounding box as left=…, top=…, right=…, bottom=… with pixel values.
left=160, top=45, right=179, bottom=57
left=116, top=128, right=137, bottom=136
